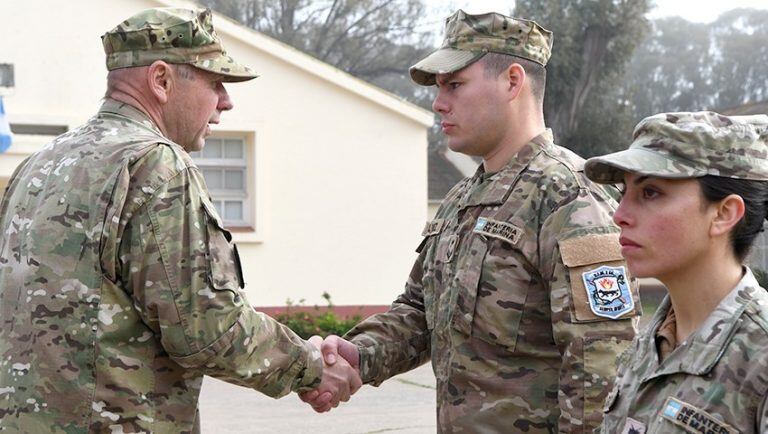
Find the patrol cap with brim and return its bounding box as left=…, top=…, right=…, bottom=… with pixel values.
left=410, top=9, right=553, bottom=86
left=585, top=111, right=768, bottom=184
left=102, top=7, right=257, bottom=82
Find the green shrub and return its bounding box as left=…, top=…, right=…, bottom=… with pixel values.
left=274, top=292, right=362, bottom=339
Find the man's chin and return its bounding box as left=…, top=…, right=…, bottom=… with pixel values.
left=181, top=142, right=203, bottom=153
left=447, top=140, right=480, bottom=157
left=184, top=136, right=207, bottom=153
left=446, top=140, right=465, bottom=153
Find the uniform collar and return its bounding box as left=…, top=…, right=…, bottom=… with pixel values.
left=638, top=268, right=762, bottom=379
left=459, top=129, right=554, bottom=209
left=98, top=98, right=166, bottom=138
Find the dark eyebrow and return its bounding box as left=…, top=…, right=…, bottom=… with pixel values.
left=435, top=72, right=458, bottom=86
left=633, top=175, right=650, bottom=185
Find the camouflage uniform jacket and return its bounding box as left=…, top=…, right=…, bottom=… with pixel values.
left=346, top=131, right=639, bottom=433
left=601, top=268, right=768, bottom=434
left=0, top=99, right=323, bottom=434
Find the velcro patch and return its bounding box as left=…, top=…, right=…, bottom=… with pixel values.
left=559, top=233, right=640, bottom=322
left=621, top=417, right=646, bottom=434
left=582, top=265, right=634, bottom=319
left=473, top=217, right=521, bottom=245
left=661, top=397, right=739, bottom=434
left=422, top=219, right=445, bottom=237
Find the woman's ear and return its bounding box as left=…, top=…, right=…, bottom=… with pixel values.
left=710, top=194, right=746, bottom=237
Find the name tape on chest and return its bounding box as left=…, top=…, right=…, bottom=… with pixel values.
left=422, top=219, right=445, bottom=237
left=472, top=217, right=522, bottom=245
left=582, top=265, right=635, bottom=319
left=621, top=417, right=646, bottom=434
left=661, top=397, right=738, bottom=434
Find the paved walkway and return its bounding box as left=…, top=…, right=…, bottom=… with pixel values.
left=199, top=363, right=437, bottom=433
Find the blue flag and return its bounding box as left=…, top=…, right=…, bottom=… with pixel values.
left=0, top=96, right=12, bottom=153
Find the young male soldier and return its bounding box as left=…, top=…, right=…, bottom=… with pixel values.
left=0, top=8, right=359, bottom=433
left=306, top=10, right=640, bottom=433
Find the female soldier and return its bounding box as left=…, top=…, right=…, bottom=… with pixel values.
left=583, top=111, right=768, bottom=434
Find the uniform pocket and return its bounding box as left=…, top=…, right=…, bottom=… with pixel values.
left=584, top=336, right=632, bottom=419
left=201, top=197, right=245, bottom=295
left=418, top=235, right=439, bottom=331
left=599, top=382, right=622, bottom=434
left=450, top=235, right=488, bottom=336
left=451, top=232, right=532, bottom=351
left=423, top=276, right=437, bottom=331
left=559, top=233, right=641, bottom=322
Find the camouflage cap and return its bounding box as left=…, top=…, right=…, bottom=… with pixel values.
left=101, top=7, right=257, bottom=82
left=585, top=111, right=768, bottom=183
left=409, top=9, right=553, bottom=86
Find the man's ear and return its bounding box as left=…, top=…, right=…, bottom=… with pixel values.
left=710, top=194, right=746, bottom=237
left=146, top=61, right=173, bottom=104
left=505, top=63, right=526, bottom=101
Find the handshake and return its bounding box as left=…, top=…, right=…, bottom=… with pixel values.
left=300, top=335, right=362, bottom=412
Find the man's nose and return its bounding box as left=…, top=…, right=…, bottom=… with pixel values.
left=432, top=89, right=449, bottom=114
left=218, top=83, right=233, bottom=111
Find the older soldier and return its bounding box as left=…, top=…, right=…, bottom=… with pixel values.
left=305, top=9, right=639, bottom=433
left=585, top=112, right=768, bottom=434
left=0, top=7, right=359, bottom=433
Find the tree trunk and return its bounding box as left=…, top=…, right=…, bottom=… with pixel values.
left=552, top=25, right=610, bottom=141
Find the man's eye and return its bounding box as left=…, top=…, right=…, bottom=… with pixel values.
left=449, top=82, right=461, bottom=89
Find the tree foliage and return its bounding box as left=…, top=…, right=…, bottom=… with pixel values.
left=628, top=8, right=768, bottom=116
left=200, top=0, right=436, bottom=105
left=515, top=0, right=651, bottom=156
left=200, top=2, right=766, bottom=160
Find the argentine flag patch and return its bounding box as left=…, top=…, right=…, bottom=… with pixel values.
left=661, top=397, right=738, bottom=434
left=664, top=398, right=683, bottom=418
left=581, top=265, right=634, bottom=319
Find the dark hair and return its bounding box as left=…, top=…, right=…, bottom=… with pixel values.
left=480, top=53, right=546, bottom=104
left=698, top=175, right=768, bottom=261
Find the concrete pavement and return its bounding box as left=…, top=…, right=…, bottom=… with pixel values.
left=199, top=363, right=437, bottom=433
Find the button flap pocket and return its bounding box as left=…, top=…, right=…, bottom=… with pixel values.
left=201, top=196, right=243, bottom=291
left=422, top=281, right=437, bottom=331
left=201, top=197, right=229, bottom=239
left=451, top=235, right=489, bottom=336
left=584, top=336, right=632, bottom=417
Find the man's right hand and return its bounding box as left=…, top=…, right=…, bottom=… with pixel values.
left=299, top=335, right=361, bottom=412
left=318, top=335, right=360, bottom=369
left=300, top=335, right=362, bottom=412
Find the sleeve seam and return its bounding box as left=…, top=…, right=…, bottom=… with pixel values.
left=145, top=169, right=198, bottom=355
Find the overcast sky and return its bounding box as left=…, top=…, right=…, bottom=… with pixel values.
left=426, top=0, right=768, bottom=23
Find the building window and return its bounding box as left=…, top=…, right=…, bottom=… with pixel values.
left=190, top=136, right=251, bottom=229
left=0, top=64, right=13, bottom=89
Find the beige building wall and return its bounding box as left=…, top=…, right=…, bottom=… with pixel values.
left=0, top=0, right=431, bottom=307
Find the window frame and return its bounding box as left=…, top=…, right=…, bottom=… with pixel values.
left=190, top=129, right=263, bottom=243
left=0, top=63, right=14, bottom=95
